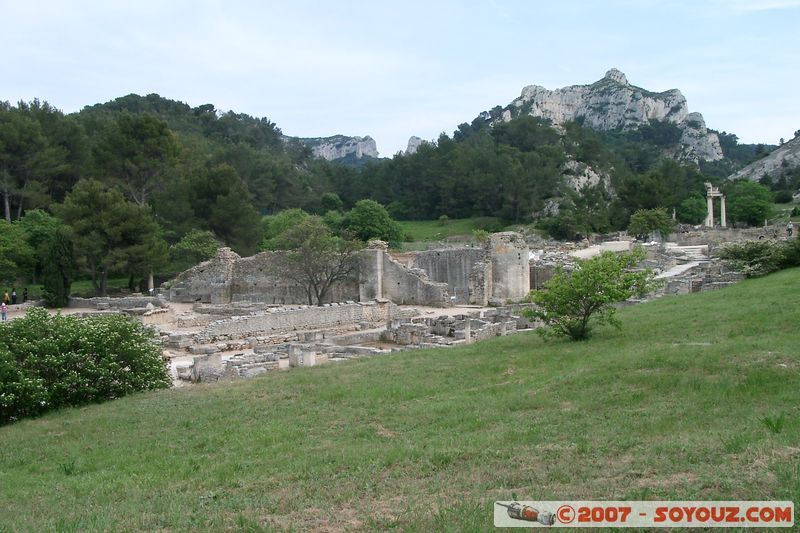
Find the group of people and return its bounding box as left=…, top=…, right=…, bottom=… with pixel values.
left=1, top=287, right=27, bottom=322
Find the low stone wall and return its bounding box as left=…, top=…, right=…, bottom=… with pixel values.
left=68, top=295, right=166, bottom=310
left=670, top=225, right=791, bottom=246
left=661, top=262, right=745, bottom=296
left=201, top=300, right=398, bottom=341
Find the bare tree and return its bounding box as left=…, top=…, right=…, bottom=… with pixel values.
left=269, top=216, right=362, bottom=305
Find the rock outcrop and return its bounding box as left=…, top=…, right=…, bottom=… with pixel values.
left=504, top=68, right=723, bottom=162
left=727, top=135, right=800, bottom=182
left=296, top=135, right=379, bottom=161
left=405, top=136, right=424, bottom=155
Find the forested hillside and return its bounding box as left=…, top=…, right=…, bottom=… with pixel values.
left=0, top=93, right=790, bottom=295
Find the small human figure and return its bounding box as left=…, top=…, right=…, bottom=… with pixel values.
left=22, top=287, right=28, bottom=303
left=11, top=288, right=16, bottom=305
left=787, top=222, right=794, bottom=238
left=1, top=302, right=6, bottom=321
left=2, top=291, right=9, bottom=304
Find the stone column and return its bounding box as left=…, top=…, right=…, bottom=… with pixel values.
left=705, top=195, right=714, bottom=227
left=720, top=196, right=727, bottom=228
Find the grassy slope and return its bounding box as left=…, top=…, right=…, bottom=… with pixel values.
left=1, top=270, right=799, bottom=531
left=398, top=217, right=502, bottom=242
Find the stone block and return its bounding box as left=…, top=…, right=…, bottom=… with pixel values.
left=191, top=353, right=223, bottom=382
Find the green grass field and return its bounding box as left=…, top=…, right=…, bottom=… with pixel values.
left=398, top=217, right=504, bottom=243
left=773, top=201, right=799, bottom=223
left=1, top=270, right=799, bottom=531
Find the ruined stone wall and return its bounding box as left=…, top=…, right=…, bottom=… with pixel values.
left=671, top=225, right=790, bottom=246
left=168, top=248, right=238, bottom=303
left=169, top=246, right=449, bottom=307
left=411, top=248, right=485, bottom=304
left=167, top=233, right=529, bottom=308
left=201, top=301, right=397, bottom=340
left=468, top=260, right=492, bottom=306
left=489, top=232, right=530, bottom=303
left=406, top=233, right=530, bottom=305
left=529, top=263, right=556, bottom=290
left=230, top=252, right=358, bottom=304
left=380, top=252, right=451, bottom=306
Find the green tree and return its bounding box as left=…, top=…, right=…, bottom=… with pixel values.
left=261, top=208, right=309, bottom=250
left=524, top=248, right=655, bottom=341
left=54, top=179, right=167, bottom=295
left=628, top=208, right=674, bottom=239
left=15, top=209, right=63, bottom=283
left=190, top=164, right=262, bottom=255
left=677, top=195, right=707, bottom=225
left=41, top=227, right=75, bottom=307
left=320, top=192, right=344, bottom=213
left=0, top=105, right=46, bottom=221
left=0, top=220, right=34, bottom=283
left=342, top=199, right=404, bottom=247
left=269, top=216, right=362, bottom=305
left=725, top=180, right=773, bottom=226
left=169, top=229, right=220, bottom=272
left=93, top=112, right=179, bottom=206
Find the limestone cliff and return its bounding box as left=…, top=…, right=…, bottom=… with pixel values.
left=503, top=68, right=723, bottom=162
left=727, top=135, right=800, bottom=182
left=405, top=136, right=424, bottom=155
left=296, top=134, right=379, bottom=161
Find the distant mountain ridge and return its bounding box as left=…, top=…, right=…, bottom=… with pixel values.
left=500, top=68, right=723, bottom=163
left=290, top=134, right=379, bottom=161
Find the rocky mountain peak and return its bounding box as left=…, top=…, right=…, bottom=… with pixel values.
left=293, top=134, right=379, bottom=161
left=405, top=136, right=424, bottom=155
left=504, top=69, right=723, bottom=162
left=604, top=68, right=628, bottom=85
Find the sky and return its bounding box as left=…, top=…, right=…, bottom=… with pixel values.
left=2, top=0, right=799, bottom=156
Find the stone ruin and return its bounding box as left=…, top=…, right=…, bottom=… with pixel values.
left=56, top=225, right=795, bottom=388
left=165, top=232, right=530, bottom=307
left=168, top=301, right=539, bottom=384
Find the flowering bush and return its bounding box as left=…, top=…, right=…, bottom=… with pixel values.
left=0, top=308, right=170, bottom=424
left=717, top=238, right=800, bottom=278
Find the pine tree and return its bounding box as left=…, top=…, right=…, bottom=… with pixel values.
left=41, top=228, right=74, bottom=307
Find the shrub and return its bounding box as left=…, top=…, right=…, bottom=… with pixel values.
left=718, top=240, right=787, bottom=277
left=628, top=208, right=674, bottom=240
left=0, top=308, right=170, bottom=424
left=472, top=229, right=490, bottom=243
left=774, top=190, right=794, bottom=204
left=169, top=229, right=220, bottom=272
left=524, top=248, right=656, bottom=341
left=342, top=200, right=404, bottom=247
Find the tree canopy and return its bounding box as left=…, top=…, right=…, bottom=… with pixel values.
left=54, top=179, right=167, bottom=295
left=268, top=216, right=362, bottom=306
left=724, top=180, right=773, bottom=226
left=524, top=248, right=655, bottom=341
